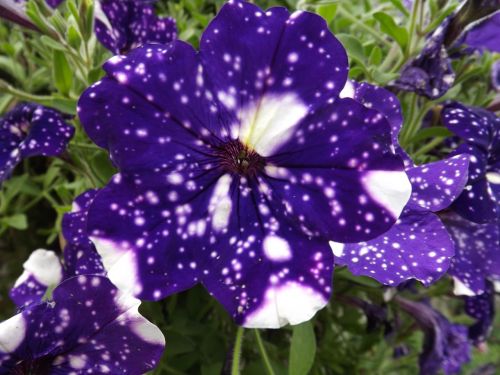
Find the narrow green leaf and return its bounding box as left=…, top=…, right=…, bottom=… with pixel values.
left=317, top=4, right=337, bottom=24
left=289, top=321, right=316, bottom=375
left=52, top=50, right=73, bottom=95
left=373, top=12, right=408, bottom=50
left=368, top=45, right=383, bottom=66
left=40, top=35, right=66, bottom=51
left=388, top=0, right=410, bottom=17
left=412, top=127, right=453, bottom=143
left=336, top=34, right=365, bottom=64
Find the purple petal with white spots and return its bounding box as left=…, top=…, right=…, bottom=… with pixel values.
left=200, top=1, right=348, bottom=111
left=62, top=189, right=106, bottom=277
left=441, top=211, right=500, bottom=296
left=464, top=281, right=495, bottom=345
left=9, top=249, right=63, bottom=309
left=0, top=275, right=165, bottom=374
left=0, top=103, right=74, bottom=183
left=493, top=60, right=500, bottom=91
left=333, top=209, right=454, bottom=287
left=451, top=177, right=498, bottom=224
left=94, top=0, right=177, bottom=54
left=406, top=154, right=470, bottom=212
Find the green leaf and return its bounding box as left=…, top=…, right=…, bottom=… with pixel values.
left=40, top=35, right=66, bottom=51
left=67, top=24, right=82, bottom=50
left=387, top=0, right=410, bottom=17
left=368, top=46, right=383, bottom=66
left=411, top=127, right=453, bottom=143
left=289, top=321, right=316, bottom=375
left=1, top=214, right=28, bottom=230
left=373, top=12, right=408, bottom=50
left=336, top=34, right=365, bottom=64
left=317, top=4, right=337, bottom=24
left=52, top=50, right=73, bottom=95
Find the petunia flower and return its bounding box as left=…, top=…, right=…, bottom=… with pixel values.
left=94, top=0, right=177, bottom=54
left=0, top=275, right=165, bottom=374
left=0, top=103, right=74, bottom=184
left=332, top=81, right=469, bottom=287
left=441, top=102, right=500, bottom=223
left=396, top=296, right=471, bottom=375
left=463, top=281, right=495, bottom=345
left=78, top=0, right=412, bottom=328
left=10, top=190, right=105, bottom=309
left=440, top=211, right=500, bottom=296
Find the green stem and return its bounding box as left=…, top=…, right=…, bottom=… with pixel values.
left=406, top=0, right=421, bottom=57
left=231, top=327, right=245, bottom=375
left=337, top=6, right=392, bottom=48
left=0, top=79, right=54, bottom=104
left=254, top=330, right=276, bottom=375
left=412, top=137, right=446, bottom=158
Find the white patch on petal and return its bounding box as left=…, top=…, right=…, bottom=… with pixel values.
left=263, top=235, right=292, bottom=261
left=238, top=94, right=308, bottom=156
left=452, top=277, right=476, bottom=296
left=19, top=249, right=63, bottom=287
left=362, top=170, right=411, bottom=218
left=91, top=238, right=142, bottom=296
left=209, top=174, right=233, bottom=232
left=130, top=318, right=166, bottom=346
left=243, top=282, right=327, bottom=328
left=0, top=313, right=25, bottom=353
left=486, top=172, right=500, bottom=185
left=339, top=80, right=355, bottom=99
left=69, top=355, right=86, bottom=369
left=328, top=241, right=345, bottom=257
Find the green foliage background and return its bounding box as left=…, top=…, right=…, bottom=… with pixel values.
left=0, top=0, right=498, bottom=374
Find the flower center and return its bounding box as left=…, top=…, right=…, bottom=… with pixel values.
left=216, top=140, right=265, bottom=177
left=11, top=357, right=53, bottom=375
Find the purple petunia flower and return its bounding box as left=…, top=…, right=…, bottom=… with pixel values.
left=396, top=297, right=471, bottom=375
left=10, top=190, right=105, bottom=309
left=440, top=211, right=500, bottom=296
left=78, top=0, right=412, bottom=328
left=464, top=281, right=495, bottom=344
left=0, top=103, right=74, bottom=183
left=94, top=0, right=177, bottom=54
left=333, top=81, right=469, bottom=287
left=442, top=102, right=500, bottom=224
left=0, top=275, right=165, bottom=374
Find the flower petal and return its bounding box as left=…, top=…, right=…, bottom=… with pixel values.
left=464, top=281, right=495, bottom=345
left=200, top=0, right=347, bottom=112
left=442, top=211, right=500, bottom=295
left=334, top=209, right=454, bottom=286
left=9, top=249, right=63, bottom=308
left=451, top=177, right=498, bottom=224
left=406, top=154, right=470, bottom=212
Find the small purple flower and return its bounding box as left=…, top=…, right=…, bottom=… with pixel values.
left=442, top=102, right=500, bottom=223
left=78, top=1, right=412, bottom=328
left=0, top=103, right=74, bottom=183
left=394, top=18, right=455, bottom=99
left=334, top=81, right=469, bottom=287
left=10, top=190, right=106, bottom=309
left=396, top=297, right=471, bottom=375
left=0, top=275, right=165, bottom=374
left=94, top=0, right=177, bottom=54
left=464, top=281, right=495, bottom=344
left=440, top=211, right=500, bottom=296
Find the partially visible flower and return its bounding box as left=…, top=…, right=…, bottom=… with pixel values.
left=440, top=211, right=500, bottom=296
left=78, top=1, right=412, bottom=328
left=9, top=249, right=63, bottom=309
left=394, top=17, right=455, bottom=99
left=464, top=13, right=500, bottom=53
left=396, top=296, right=471, bottom=375
left=0, top=275, right=165, bottom=374
left=9, top=190, right=105, bottom=309
left=94, top=0, right=177, bottom=54
left=0, top=103, right=74, bottom=184
left=464, top=281, right=495, bottom=344
left=442, top=102, right=500, bottom=223
left=333, top=81, right=469, bottom=287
